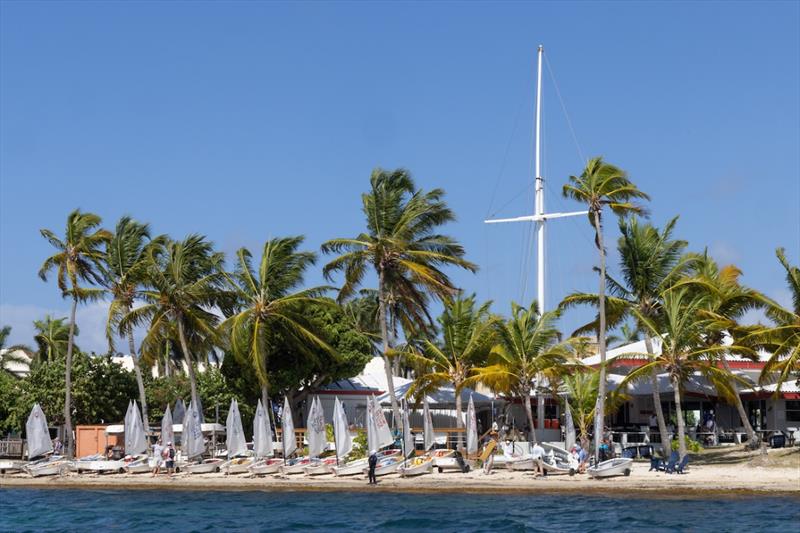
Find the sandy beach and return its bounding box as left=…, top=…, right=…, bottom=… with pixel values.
left=3, top=447, right=798, bottom=498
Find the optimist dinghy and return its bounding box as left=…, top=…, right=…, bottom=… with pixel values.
left=363, top=455, right=403, bottom=476
left=588, top=457, right=633, bottom=478
left=249, top=457, right=282, bottom=475
left=302, top=457, right=338, bottom=475
left=433, top=450, right=473, bottom=473
left=398, top=455, right=434, bottom=477
left=183, top=458, right=224, bottom=474
left=279, top=456, right=313, bottom=474
left=25, top=456, right=71, bottom=477
left=331, top=449, right=400, bottom=476
left=222, top=456, right=255, bottom=474
left=124, top=455, right=153, bottom=474
left=0, top=459, right=25, bottom=474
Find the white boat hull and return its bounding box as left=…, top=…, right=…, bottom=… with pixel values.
left=588, top=458, right=633, bottom=478
left=435, top=456, right=475, bottom=472
left=75, top=460, right=126, bottom=474
left=331, top=459, right=367, bottom=476
left=184, top=459, right=223, bottom=474
left=364, top=458, right=403, bottom=477
left=279, top=457, right=312, bottom=474
left=303, top=459, right=337, bottom=476
left=507, top=457, right=535, bottom=471
left=0, top=460, right=25, bottom=474
left=249, top=459, right=282, bottom=475
left=125, top=461, right=152, bottom=474
left=431, top=450, right=455, bottom=467
left=398, top=458, right=433, bottom=477
left=222, top=458, right=255, bottom=474
left=26, top=460, right=70, bottom=477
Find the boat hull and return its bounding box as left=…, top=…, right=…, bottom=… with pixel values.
left=588, top=458, right=633, bottom=478
left=279, top=457, right=312, bottom=474
left=223, top=458, right=255, bottom=474
left=26, top=460, right=70, bottom=477
left=303, top=459, right=337, bottom=476
left=183, top=459, right=224, bottom=474
left=249, top=459, right=282, bottom=475
left=0, top=460, right=25, bottom=474
left=74, top=460, right=126, bottom=474
left=398, top=458, right=433, bottom=477
left=507, top=457, right=535, bottom=471
left=364, top=457, right=403, bottom=476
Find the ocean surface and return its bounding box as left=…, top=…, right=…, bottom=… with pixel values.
left=1, top=488, right=798, bottom=532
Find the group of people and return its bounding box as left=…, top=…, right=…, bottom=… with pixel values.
left=150, top=439, right=176, bottom=477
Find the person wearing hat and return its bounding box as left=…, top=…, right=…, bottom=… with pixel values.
left=165, top=441, right=176, bottom=475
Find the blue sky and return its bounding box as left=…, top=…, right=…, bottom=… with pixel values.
left=1, top=1, right=798, bottom=353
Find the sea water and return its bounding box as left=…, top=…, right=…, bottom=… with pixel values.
left=1, top=488, right=797, bottom=532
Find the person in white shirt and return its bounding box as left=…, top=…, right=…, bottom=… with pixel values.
left=531, top=442, right=545, bottom=477
left=151, top=439, right=163, bottom=477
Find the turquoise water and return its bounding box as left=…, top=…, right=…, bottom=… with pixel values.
left=1, top=488, right=797, bottom=532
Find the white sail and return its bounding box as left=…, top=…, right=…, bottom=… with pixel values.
left=565, top=402, right=576, bottom=450
left=282, top=396, right=296, bottom=458
left=306, top=396, right=326, bottom=458
left=182, top=401, right=206, bottom=459
left=225, top=399, right=247, bottom=458
left=125, top=400, right=148, bottom=455
left=161, top=405, right=174, bottom=447
left=333, top=397, right=352, bottom=459
left=466, top=394, right=478, bottom=455
left=367, top=395, right=393, bottom=454
left=25, top=403, right=53, bottom=458
left=402, top=400, right=414, bottom=457
left=423, top=397, right=434, bottom=451
left=253, top=399, right=274, bottom=458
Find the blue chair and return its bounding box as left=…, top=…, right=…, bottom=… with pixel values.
left=649, top=457, right=661, bottom=471
left=674, top=455, right=689, bottom=474
left=661, top=451, right=679, bottom=472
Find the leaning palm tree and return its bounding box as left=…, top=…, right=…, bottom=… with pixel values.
left=560, top=216, right=693, bottom=457
left=121, top=235, right=228, bottom=411
left=678, top=254, right=766, bottom=447
left=322, top=168, right=477, bottom=428
left=0, top=326, right=33, bottom=375
left=624, top=287, right=749, bottom=460
left=102, top=216, right=161, bottom=430
left=562, top=157, right=649, bottom=460
left=38, top=210, right=111, bottom=456
left=748, top=248, right=800, bottom=391
left=470, top=302, right=571, bottom=444
left=405, top=293, right=498, bottom=448
left=221, top=236, right=332, bottom=409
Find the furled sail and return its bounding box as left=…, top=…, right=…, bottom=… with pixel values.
left=253, top=399, right=274, bottom=458
left=306, top=396, right=326, bottom=458
left=423, top=397, right=435, bottom=451
left=182, top=401, right=206, bottom=459
left=282, top=396, right=296, bottom=458
left=333, top=397, right=352, bottom=459
left=161, top=405, right=174, bottom=447
left=466, top=394, right=478, bottom=455
left=225, top=399, right=247, bottom=458
left=25, top=403, right=53, bottom=458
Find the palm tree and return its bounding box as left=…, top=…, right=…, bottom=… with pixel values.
left=624, top=287, right=749, bottom=460
left=405, top=293, right=498, bottom=448
left=560, top=216, right=693, bottom=457
left=121, top=235, right=227, bottom=411
left=747, top=248, right=800, bottom=392
left=562, top=157, right=649, bottom=460
left=679, top=254, right=766, bottom=447
left=102, top=216, right=160, bottom=430
left=39, top=209, right=111, bottom=457
left=221, top=236, right=332, bottom=410
left=0, top=325, right=33, bottom=375
left=470, top=302, right=571, bottom=444
left=32, top=315, right=76, bottom=365
left=322, top=168, right=477, bottom=428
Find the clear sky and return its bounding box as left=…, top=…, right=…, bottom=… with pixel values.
left=1, top=1, right=798, bottom=353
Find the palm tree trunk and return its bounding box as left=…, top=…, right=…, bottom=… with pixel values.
left=672, top=376, right=687, bottom=460
left=378, top=270, right=402, bottom=431
left=720, top=358, right=759, bottom=448
left=593, top=209, right=607, bottom=463
left=455, top=385, right=463, bottom=451
left=522, top=388, right=537, bottom=444
left=644, top=336, right=670, bottom=457
left=127, top=327, right=149, bottom=433
left=63, top=296, right=78, bottom=458
left=176, top=319, right=200, bottom=412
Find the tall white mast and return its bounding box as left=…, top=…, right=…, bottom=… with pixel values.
left=485, top=45, right=587, bottom=435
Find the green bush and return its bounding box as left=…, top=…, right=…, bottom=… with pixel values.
left=671, top=435, right=702, bottom=453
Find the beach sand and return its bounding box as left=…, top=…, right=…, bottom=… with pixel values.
left=3, top=447, right=798, bottom=497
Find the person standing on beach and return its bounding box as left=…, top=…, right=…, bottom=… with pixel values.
left=531, top=441, right=545, bottom=478
left=165, top=441, right=176, bottom=476
left=367, top=452, right=377, bottom=485
left=151, top=439, right=163, bottom=477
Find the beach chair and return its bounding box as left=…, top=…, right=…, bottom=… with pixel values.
left=660, top=451, right=679, bottom=473
left=665, top=453, right=682, bottom=474
left=649, top=457, right=662, bottom=471
left=674, top=455, right=689, bottom=474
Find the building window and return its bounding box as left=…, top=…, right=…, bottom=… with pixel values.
left=787, top=401, right=800, bottom=423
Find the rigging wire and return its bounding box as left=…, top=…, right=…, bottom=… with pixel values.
left=545, top=52, right=586, bottom=166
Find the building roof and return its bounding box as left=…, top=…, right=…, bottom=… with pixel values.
left=318, top=357, right=412, bottom=395
left=377, top=381, right=495, bottom=407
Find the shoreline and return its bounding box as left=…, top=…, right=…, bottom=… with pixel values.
left=3, top=458, right=799, bottom=499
